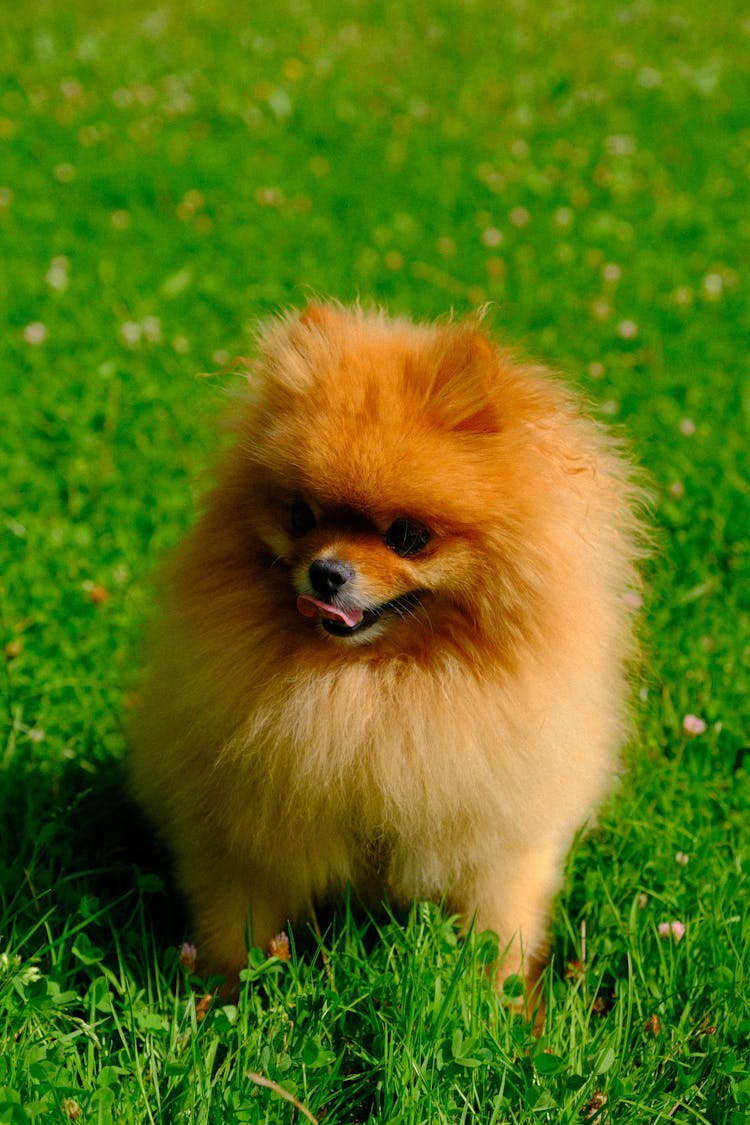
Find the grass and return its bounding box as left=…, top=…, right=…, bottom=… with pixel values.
left=1, top=0, right=748, bottom=1121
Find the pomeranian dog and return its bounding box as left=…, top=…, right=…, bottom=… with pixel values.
left=128, top=302, right=644, bottom=1003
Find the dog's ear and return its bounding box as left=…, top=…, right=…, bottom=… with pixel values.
left=268, top=303, right=345, bottom=381
left=298, top=302, right=342, bottom=333
left=427, top=329, right=500, bottom=434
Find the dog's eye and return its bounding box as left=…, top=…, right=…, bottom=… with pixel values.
left=385, top=518, right=431, bottom=558
left=289, top=499, right=316, bottom=538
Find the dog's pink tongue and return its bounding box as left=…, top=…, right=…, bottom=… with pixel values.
left=296, top=595, right=363, bottom=628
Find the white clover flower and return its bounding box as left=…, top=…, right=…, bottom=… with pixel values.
left=702, top=273, right=723, bottom=301
left=23, top=322, right=48, bottom=345
left=141, top=315, right=162, bottom=343
left=617, top=319, right=638, bottom=340
left=119, top=321, right=142, bottom=347
left=481, top=227, right=503, bottom=248
left=46, top=256, right=70, bottom=291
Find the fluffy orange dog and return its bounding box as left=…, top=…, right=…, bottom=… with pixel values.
left=128, top=303, right=644, bottom=1000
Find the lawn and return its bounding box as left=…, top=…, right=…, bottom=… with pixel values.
left=1, top=0, right=748, bottom=1121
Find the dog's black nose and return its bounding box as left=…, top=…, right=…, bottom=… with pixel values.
left=309, top=558, right=354, bottom=599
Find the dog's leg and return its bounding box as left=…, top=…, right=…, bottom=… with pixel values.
left=178, top=858, right=290, bottom=997
left=453, top=844, right=562, bottom=1027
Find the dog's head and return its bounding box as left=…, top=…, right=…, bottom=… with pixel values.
left=230, top=303, right=614, bottom=655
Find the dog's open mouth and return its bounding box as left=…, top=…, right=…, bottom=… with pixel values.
left=296, top=593, right=421, bottom=636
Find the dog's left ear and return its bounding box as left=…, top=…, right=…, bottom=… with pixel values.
left=428, top=329, right=500, bottom=434
left=274, top=302, right=344, bottom=380
left=297, top=302, right=343, bottom=334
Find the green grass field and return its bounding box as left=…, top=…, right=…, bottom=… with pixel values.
left=1, top=1, right=748, bottom=1121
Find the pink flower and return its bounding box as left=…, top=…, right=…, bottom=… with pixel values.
left=179, top=942, right=198, bottom=970
left=658, top=920, right=685, bottom=942
left=683, top=714, right=707, bottom=736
